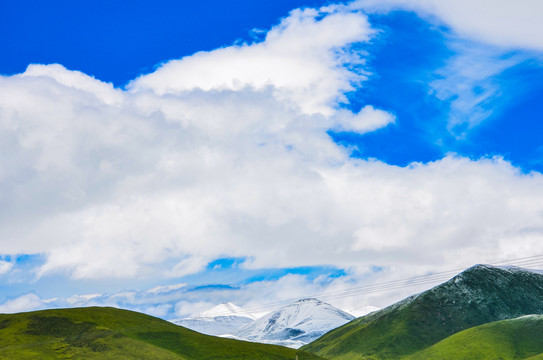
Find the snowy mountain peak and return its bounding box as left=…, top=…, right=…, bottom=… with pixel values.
left=295, top=298, right=320, bottom=302
left=171, top=302, right=256, bottom=336
left=194, top=302, right=256, bottom=320
left=234, top=298, right=355, bottom=348
left=292, top=298, right=323, bottom=305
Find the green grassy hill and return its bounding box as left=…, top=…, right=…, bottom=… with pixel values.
left=0, top=306, right=326, bottom=360
left=302, top=265, right=543, bottom=360
left=406, top=315, right=543, bottom=360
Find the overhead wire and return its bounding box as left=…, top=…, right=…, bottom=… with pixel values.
left=198, top=254, right=543, bottom=317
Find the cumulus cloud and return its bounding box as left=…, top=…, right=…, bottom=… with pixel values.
left=129, top=6, right=373, bottom=116
left=333, top=105, right=396, bottom=134
left=0, top=2, right=543, bottom=291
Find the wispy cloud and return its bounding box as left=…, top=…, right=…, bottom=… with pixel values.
left=0, top=293, right=45, bottom=313
left=352, top=0, right=543, bottom=135
left=429, top=44, right=528, bottom=137
left=0, top=260, right=13, bottom=276
left=352, top=0, right=543, bottom=51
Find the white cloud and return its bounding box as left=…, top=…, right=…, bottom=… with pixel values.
left=65, top=293, right=102, bottom=306
left=0, top=274, right=390, bottom=319
left=129, top=6, right=373, bottom=116
left=428, top=45, right=527, bottom=136
left=0, top=293, right=45, bottom=313
left=352, top=0, right=543, bottom=51
left=333, top=105, right=396, bottom=134
left=0, top=261, right=13, bottom=275
left=351, top=0, right=543, bottom=133
left=143, top=304, right=172, bottom=318
left=22, top=64, right=122, bottom=105
left=174, top=301, right=216, bottom=319
left=0, top=3, right=543, bottom=290
left=147, top=283, right=186, bottom=294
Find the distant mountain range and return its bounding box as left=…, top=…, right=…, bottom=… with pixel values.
left=171, top=302, right=256, bottom=336
left=302, top=265, right=543, bottom=359
left=0, top=307, right=325, bottom=360
left=234, top=298, right=355, bottom=348
left=4, top=264, right=543, bottom=359
left=172, top=298, right=359, bottom=348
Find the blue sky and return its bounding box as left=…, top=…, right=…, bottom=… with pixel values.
left=1, top=0, right=327, bottom=86
left=1, top=0, right=543, bottom=318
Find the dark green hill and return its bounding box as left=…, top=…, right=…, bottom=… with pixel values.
left=302, top=265, right=543, bottom=359
left=0, top=306, right=326, bottom=360
left=406, top=315, right=543, bottom=360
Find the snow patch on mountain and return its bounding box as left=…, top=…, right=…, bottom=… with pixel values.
left=194, top=302, right=257, bottom=320
left=234, top=298, right=355, bottom=348
left=171, top=302, right=256, bottom=336
left=496, top=265, right=543, bottom=275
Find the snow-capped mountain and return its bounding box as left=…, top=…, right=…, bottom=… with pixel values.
left=171, top=302, right=256, bottom=336
left=303, top=265, right=543, bottom=359
left=234, top=298, right=355, bottom=348
left=193, top=302, right=257, bottom=320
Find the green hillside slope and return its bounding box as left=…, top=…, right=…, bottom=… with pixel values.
left=407, top=315, right=543, bottom=360
left=302, top=265, right=543, bottom=360
left=0, top=306, right=326, bottom=360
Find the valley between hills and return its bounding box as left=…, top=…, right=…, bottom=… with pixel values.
left=1, top=265, right=543, bottom=359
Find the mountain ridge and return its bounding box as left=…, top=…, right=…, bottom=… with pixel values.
left=303, top=264, right=543, bottom=359
left=0, top=306, right=326, bottom=359
left=234, top=298, right=354, bottom=348
left=171, top=302, right=256, bottom=336
left=194, top=302, right=258, bottom=320
left=406, top=314, right=543, bottom=360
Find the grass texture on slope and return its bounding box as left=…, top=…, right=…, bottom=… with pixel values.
left=407, top=315, right=543, bottom=360
left=302, top=265, right=543, bottom=360
left=0, top=307, right=326, bottom=360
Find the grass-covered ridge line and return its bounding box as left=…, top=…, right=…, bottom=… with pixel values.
left=302, top=265, right=543, bottom=360
left=406, top=315, right=543, bottom=360
left=0, top=306, right=326, bottom=360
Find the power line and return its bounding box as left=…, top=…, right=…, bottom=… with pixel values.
left=198, top=254, right=543, bottom=317
left=201, top=257, right=543, bottom=317
left=238, top=255, right=543, bottom=315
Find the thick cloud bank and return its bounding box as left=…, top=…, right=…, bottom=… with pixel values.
left=1, top=4, right=543, bottom=285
